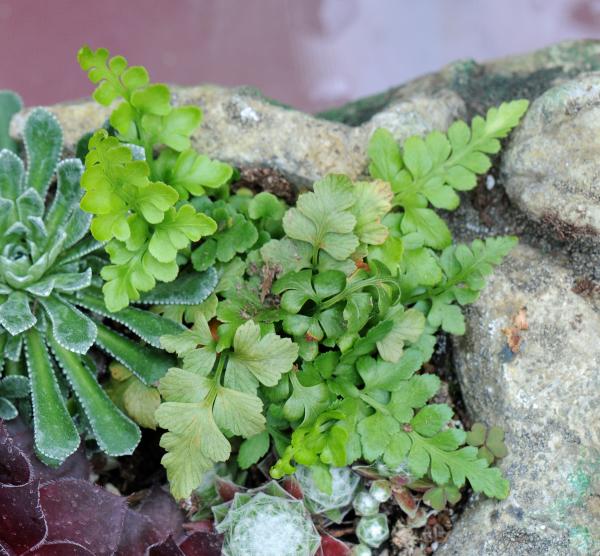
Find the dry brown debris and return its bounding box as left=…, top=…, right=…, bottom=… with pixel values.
left=502, top=306, right=529, bottom=353
left=572, top=277, right=600, bottom=297
left=391, top=522, right=418, bottom=554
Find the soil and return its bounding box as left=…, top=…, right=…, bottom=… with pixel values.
left=92, top=429, right=167, bottom=495
left=447, top=153, right=600, bottom=286
left=233, top=167, right=298, bottom=205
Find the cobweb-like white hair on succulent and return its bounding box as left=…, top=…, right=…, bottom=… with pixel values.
left=295, top=465, right=360, bottom=521
left=213, top=481, right=321, bottom=556
left=0, top=98, right=218, bottom=465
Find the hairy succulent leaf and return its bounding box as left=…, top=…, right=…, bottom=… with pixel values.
left=76, top=290, right=185, bottom=348
left=0, top=90, right=22, bottom=151
left=25, top=328, right=80, bottom=464
left=50, top=337, right=140, bottom=456
left=95, top=323, right=174, bottom=385
left=0, top=107, right=208, bottom=467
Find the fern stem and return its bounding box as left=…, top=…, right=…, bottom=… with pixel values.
left=404, top=251, right=490, bottom=305
left=320, top=276, right=398, bottom=310
left=359, top=392, right=390, bottom=416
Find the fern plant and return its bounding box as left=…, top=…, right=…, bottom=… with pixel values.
left=0, top=106, right=216, bottom=465
left=78, top=46, right=233, bottom=311
left=156, top=100, right=527, bottom=507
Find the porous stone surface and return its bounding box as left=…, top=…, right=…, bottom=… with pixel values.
left=10, top=85, right=464, bottom=186
left=502, top=73, right=600, bottom=242
left=439, top=244, right=600, bottom=556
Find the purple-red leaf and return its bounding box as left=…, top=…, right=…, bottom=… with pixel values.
left=116, top=509, right=163, bottom=556
left=0, top=422, right=46, bottom=554
left=27, top=541, right=95, bottom=555
left=148, top=536, right=184, bottom=556
left=5, top=419, right=89, bottom=484
left=178, top=531, right=223, bottom=556
left=136, top=486, right=185, bottom=541
left=318, top=534, right=351, bottom=556
left=39, top=479, right=127, bottom=555
left=0, top=423, right=207, bottom=555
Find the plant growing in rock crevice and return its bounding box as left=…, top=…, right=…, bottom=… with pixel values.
left=78, top=46, right=232, bottom=311
left=156, top=100, right=527, bottom=508
left=73, top=47, right=528, bottom=543
left=0, top=105, right=216, bottom=465
left=212, top=481, right=321, bottom=556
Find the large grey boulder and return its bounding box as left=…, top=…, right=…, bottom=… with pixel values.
left=439, top=244, right=600, bottom=556
left=502, top=73, right=600, bottom=242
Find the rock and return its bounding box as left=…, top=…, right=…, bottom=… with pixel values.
left=322, top=40, right=600, bottom=126
left=361, top=89, right=464, bottom=145
left=502, top=73, right=600, bottom=242
left=12, top=39, right=600, bottom=187
left=10, top=85, right=463, bottom=187
left=438, top=244, right=600, bottom=556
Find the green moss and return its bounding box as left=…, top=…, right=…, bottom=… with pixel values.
left=316, top=88, right=398, bottom=126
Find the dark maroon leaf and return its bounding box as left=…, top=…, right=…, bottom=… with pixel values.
left=136, top=486, right=185, bottom=541
left=214, top=477, right=240, bottom=502
left=178, top=532, right=223, bottom=556
left=5, top=419, right=89, bottom=483
left=116, top=509, right=163, bottom=556
left=0, top=421, right=33, bottom=485
left=147, top=536, right=184, bottom=556
left=0, top=423, right=46, bottom=554
left=182, top=520, right=214, bottom=534
left=0, top=480, right=47, bottom=554
left=27, top=541, right=95, bottom=555
left=39, top=479, right=127, bottom=555
left=0, top=422, right=206, bottom=556
left=317, top=534, right=351, bottom=556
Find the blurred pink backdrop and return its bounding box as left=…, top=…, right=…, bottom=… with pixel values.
left=1, top=0, right=599, bottom=112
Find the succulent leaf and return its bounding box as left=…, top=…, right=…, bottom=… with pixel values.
left=0, top=148, right=25, bottom=199
left=49, top=337, right=141, bottom=456
left=137, top=267, right=218, bottom=305
left=0, top=90, right=22, bottom=152
left=0, top=292, right=37, bottom=335
left=25, top=328, right=80, bottom=464
left=23, top=108, right=63, bottom=197
left=95, top=323, right=174, bottom=385
left=76, top=290, right=185, bottom=348
left=39, top=294, right=97, bottom=354
left=45, top=159, right=84, bottom=240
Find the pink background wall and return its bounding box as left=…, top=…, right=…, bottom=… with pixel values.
left=1, top=0, right=599, bottom=112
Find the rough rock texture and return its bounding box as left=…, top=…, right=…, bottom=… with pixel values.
left=502, top=73, right=600, bottom=241
left=319, top=40, right=600, bottom=125
left=10, top=85, right=463, bottom=186
left=439, top=245, right=600, bottom=556
left=13, top=40, right=600, bottom=187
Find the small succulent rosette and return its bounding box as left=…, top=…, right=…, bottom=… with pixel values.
left=213, top=481, right=321, bottom=556
left=294, top=465, right=360, bottom=522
